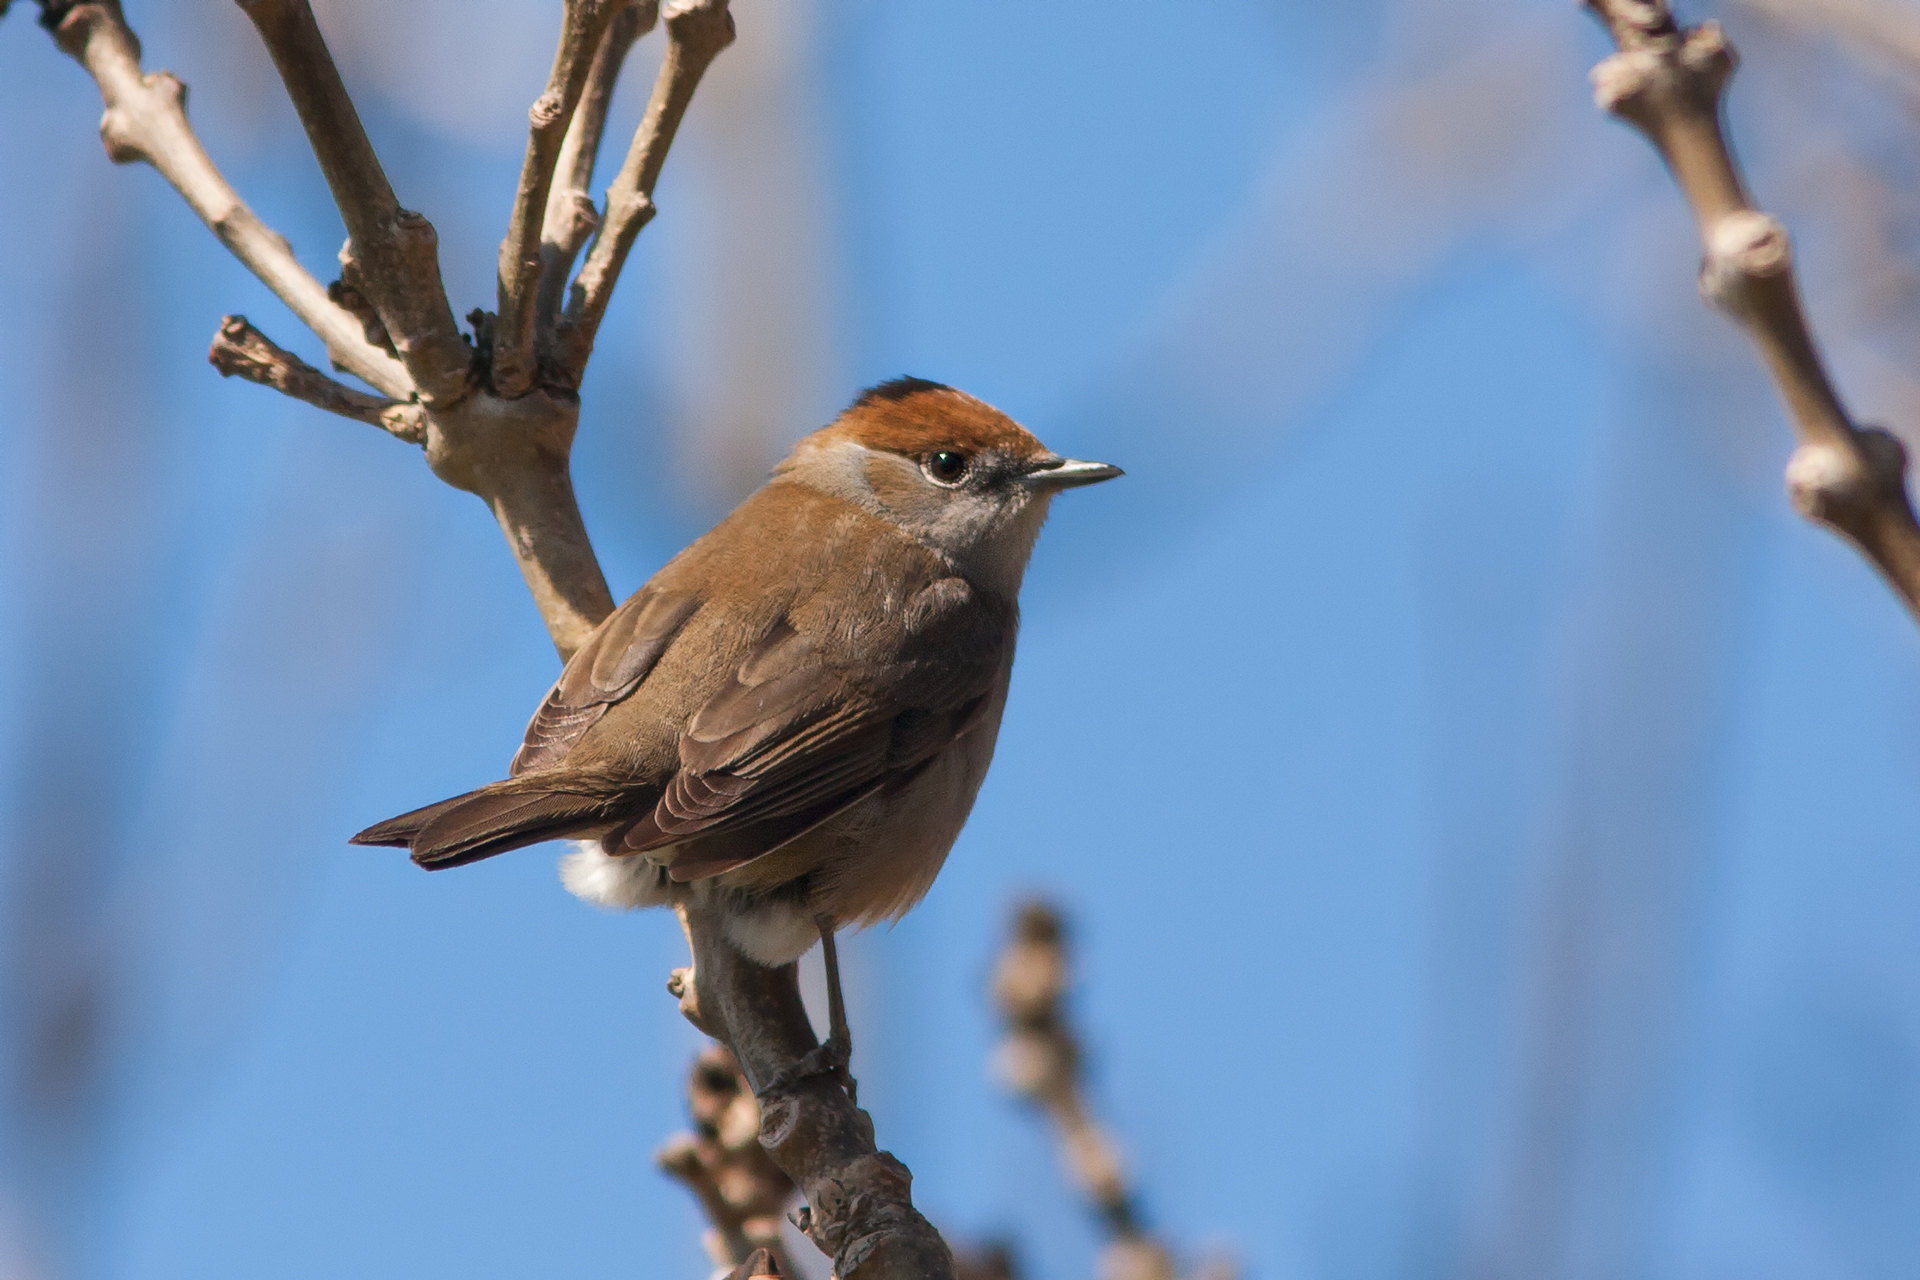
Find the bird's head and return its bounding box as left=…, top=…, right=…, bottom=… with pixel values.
left=776, top=378, right=1122, bottom=595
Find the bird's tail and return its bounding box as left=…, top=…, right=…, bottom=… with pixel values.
left=351, top=781, right=611, bottom=870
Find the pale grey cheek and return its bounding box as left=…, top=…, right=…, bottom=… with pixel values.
left=927, top=490, right=1005, bottom=545
left=783, top=439, right=886, bottom=512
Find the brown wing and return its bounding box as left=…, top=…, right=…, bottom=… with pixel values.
left=613, top=577, right=1007, bottom=881
left=511, top=586, right=701, bottom=776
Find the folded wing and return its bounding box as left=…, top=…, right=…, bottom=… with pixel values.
left=615, top=577, right=1006, bottom=881
left=512, top=586, right=701, bottom=776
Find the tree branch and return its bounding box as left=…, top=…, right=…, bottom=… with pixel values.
left=657, top=1044, right=800, bottom=1276
left=235, top=0, right=472, bottom=408
left=44, top=1, right=411, bottom=398
left=491, top=0, right=626, bottom=399
left=209, top=315, right=425, bottom=441
left=412, top=387, right=615, bottom=658
left=536, top=1, right=658, bottom=330
left=36, top=8, right=953, bottom=1270
left=1586, top=0, right=1920, bottom=619
left=554, top=0, right=735, bottom=387
left=990, top=903, right=1186, bottom=1280
left=671, top=904, right=956, bottom=1280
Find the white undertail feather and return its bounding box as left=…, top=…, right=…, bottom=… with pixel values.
left=559, top=840, right=671, bottom=909
left=558, top=840, right=826, bottom=965
left=722, top=902, right=820, bottom=967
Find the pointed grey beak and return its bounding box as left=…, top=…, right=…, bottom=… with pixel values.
left=1022, top=456, right=1125, bottom=490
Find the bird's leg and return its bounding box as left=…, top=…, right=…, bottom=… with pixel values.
left=815, top=913, right=856, bottom=1102
left=753, top=914, right=857, bottom=1103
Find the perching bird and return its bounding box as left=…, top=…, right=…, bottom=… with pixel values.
left=353, top=378, right=1118, bottom=1078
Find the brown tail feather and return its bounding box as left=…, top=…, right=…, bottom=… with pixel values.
left=351, top=784, right=610, bottom=870
left=350, top=791, right=480, bottom=847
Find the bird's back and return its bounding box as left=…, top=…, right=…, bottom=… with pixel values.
left=552, top=476, right=1004, bottom=789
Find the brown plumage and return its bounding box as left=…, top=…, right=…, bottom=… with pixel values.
left=353, top=379, right=1120, bottom=966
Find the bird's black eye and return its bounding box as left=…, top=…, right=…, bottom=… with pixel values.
left=925, top=449, right=970, bottom=484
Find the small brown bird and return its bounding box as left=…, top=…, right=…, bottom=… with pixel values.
left=354, top=378, right=1118, bottom=1071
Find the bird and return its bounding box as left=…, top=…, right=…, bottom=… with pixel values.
left=352, top=377, right=1120, bottom=1085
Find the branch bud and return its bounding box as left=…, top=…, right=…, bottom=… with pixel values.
left=1699, top=210, right=1791, bottom=318
left=1590, top=21, right=1732, bottom=129
left=1786, top=430, right=1909, bottom=525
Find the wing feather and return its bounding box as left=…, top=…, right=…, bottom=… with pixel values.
left=511, top=587, right=700, bottom=776
left=630, top=576, right=1009, bottom=880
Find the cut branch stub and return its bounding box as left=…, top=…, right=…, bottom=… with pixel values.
left=1585, top=0, right=1920, bottom=620
left=210, top=315, right=424, bottom=442
left=674, top=904, right=956, bottom=1280
left=236, top=0, right=472, bottom=407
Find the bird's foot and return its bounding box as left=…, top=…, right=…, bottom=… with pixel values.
left=755, top=1029, right=857, bottom=1104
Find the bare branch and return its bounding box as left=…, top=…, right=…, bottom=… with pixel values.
left=536, top=1, right=658, bottom=329
left=671, top=904, right=956, bottom=1280
left=1586, top=1, right=1920, bottom=619
left=555, top=0, right=735, bottom=386
left=44, top=1, right=411, bottom=398
left=410, top=390, right=615, bottom=658
left=657, top=1044, right=799, bottom=1276
left=990, top=903, right=1192, bottom=1280
left=235, top=0, right=472, bottom=408
left=491, top=0, right=627, bottom=399
left=209, top=315, right=425, bottom=442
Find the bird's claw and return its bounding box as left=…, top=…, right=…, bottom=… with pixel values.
left=755, top=1029, right=857, bottom=1104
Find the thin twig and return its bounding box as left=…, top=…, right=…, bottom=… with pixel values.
left=657, top=1044, right=799, bottom=1276
left=236, top=0, right=472, bottom=407
left=492, top=0, right=625, bottom=398
left=209, top=316, right=425, bottom=442
left=1586, top=0, right=1920, bottom=619
left=555, top=0, right=735, bottom=386
left=537, top=1, right=658, bottom=329
left=44, top=1, right=411, bottom=398
left=671, top=904, right=956, bottom=1279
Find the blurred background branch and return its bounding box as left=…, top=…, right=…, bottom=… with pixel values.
left=1585, top=0, right=1920, bottom=618
left=656, top=1045, right=798, bottom=1278
left=990, top=903, right=1230, bottom=1280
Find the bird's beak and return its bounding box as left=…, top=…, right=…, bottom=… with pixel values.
left=1022, top=456, right=1125, bottom=490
